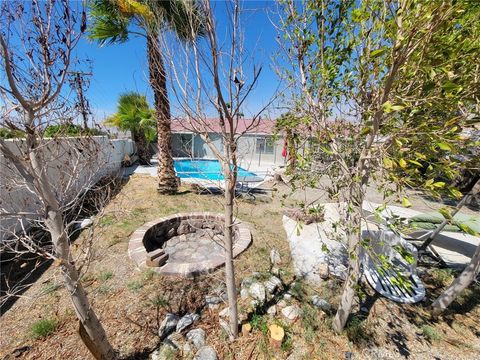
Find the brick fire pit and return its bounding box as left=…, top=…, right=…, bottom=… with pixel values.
left=128, top=212, right=252, bottom=277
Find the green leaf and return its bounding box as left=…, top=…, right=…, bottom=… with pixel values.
left=437, top=142, right=452, bottom=151
left=408, top=160, right=422, bottom=167
left=402, top=197, right=412, bottom=208
left=438, top=207, right=452, bottom=220
left=399, top=158, right=407, bottom=168
left=383, top=157, right=394, bottom=169
left=432, top=181, right=445, bottom=188
left=370, top=47, right=388, bottom=58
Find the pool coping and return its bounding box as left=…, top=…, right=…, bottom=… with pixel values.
left=128, top=212, right=252, bottom=277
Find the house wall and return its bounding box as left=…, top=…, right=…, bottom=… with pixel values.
left=171, top=132, right=285, bottom=171
left=0, top=137, right=134, bottom=241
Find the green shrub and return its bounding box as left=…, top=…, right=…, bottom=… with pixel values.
left=421, top=325, right=442, bottom=341
left=0, top=128, right=25, bottom=139
left=30, top=318, right=57, bottom=339
left=99, top=271, right=113, bottom=282
left=44, top=124, right=104, bottom=138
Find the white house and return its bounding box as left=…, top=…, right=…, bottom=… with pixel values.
left=170, top=118, right=286, bottom=171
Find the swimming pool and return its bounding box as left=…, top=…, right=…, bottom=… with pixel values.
left=174, top=159, right=261, bottom=181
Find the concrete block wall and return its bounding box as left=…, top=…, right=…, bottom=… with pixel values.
left=0, top=136, right=134, bottom=241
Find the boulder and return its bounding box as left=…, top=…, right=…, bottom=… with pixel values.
left=281, top=305, right=301, bottom=321
left=267, top=305, right=277, bottom=316
left=270, top=249, right=282, bottom=266
left=151, top=344, right=176, bottom=360
left=248, top=283, right=266, bottom=302
left=264, top=276, right=282, bottom=295
left=194, top=346, right=217, bottom=360
left=311, top=295, right=331, bottom=311
left=186, top=328, right=206, bottom=350
left=158, top=313, right=179, bottom=339
left=176, top=313, right=200, bottom=333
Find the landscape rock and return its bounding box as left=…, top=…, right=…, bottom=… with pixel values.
left=277, top=299, right=287, bottom=308
left=186, top=328, right=206, bottom=349
left=176, top=313, right=200, bottom=333
left=248, top=282, right=266, bottom=302
left=219, top=318, right=232, bottom=337
left=317, top=263, right=330, bottom=279
left=151, top=343, right=176, bottom=360
left=281, top=305, right=301, bottom=321
left=267, top=305, right=277, bottom=316
left=165, top=333, right=184, bottom=349
left=182, top=342, right=193, bottom=356
left=264, top=276, right=282, bottom=295
left=240, top=288, right=249, bottom=299
left=270, top=249, right=282, bottom=265
left=158, top=313, right=180, bottom=339
left=205, top=295, right=223, bottom=309
left=219, top=307, right=229, bottom=318
left=79, top=218, right=94, bottom=229
left=194, top=346, right=217, bottom=360
left=311, top=295, right=331, bottom=311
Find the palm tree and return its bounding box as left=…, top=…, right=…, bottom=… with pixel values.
left=104, top=92, right=155, bottom=165
left=89, top=0, right=204, bottom=193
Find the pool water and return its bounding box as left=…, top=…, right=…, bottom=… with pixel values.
left=174, top=159, right=259, bottom=181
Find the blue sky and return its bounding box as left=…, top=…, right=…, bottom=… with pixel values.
left=79, top=1, right=282, bottom=122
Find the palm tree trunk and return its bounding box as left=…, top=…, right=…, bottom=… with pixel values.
left=132, top=130, right=151, bottom=165
left=147, top=32, right=178, bottom=194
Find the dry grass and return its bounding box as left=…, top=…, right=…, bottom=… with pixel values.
left=0, top=174, right=479, bottom=360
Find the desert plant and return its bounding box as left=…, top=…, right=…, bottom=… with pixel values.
left=30, top=318, right=58, bottom=339
left=104, top=92, right=155, bottom=164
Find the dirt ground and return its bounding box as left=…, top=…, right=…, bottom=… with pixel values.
left=0, top=174, right=479, bottom=359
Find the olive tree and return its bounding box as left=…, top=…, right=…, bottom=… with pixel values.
left=277, top=0, right=479, bottom=332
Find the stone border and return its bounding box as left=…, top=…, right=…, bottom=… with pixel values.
left=128, top=212, right=252, bottom=277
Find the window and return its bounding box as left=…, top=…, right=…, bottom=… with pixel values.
left=179, top=134, right=192, bottom=156
left=256, top=136, right=274, bottom=154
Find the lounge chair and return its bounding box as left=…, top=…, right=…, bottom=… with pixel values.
left=360, top=230, right=426, bottom=303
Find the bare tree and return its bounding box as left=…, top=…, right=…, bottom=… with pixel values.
left=161, top=0, right=277, bottom=338
left=0, top=1, right=115, bottom=358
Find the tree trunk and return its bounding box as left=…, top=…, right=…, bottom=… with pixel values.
left=27, top=140, right=115, bottom=359
left=224, top=175, right=239, bottom=339
left=146, top=32, right=178, bottom=194
left=431, top=243, right=480, bottom=316
left=132, top=130, right=151, bottom=165
left=332, top=203, right=362, bottom=333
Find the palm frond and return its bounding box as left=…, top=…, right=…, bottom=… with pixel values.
left=88, top=0, right=132, bottom=45
left=147, top=0, right=206, bottom=42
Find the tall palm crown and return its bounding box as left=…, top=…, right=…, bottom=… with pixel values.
left=89, top=0, right=205, bottom=193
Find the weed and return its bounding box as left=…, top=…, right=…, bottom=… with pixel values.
left=40, top=282, right=61, bottom=295
left=127, top=280, right=144, bottom=292
left=99, top=215, right=115, bottom=227
left=142, top=269, right=156, bottom=281
left=98, top=284, right=112, bottom=295
left=301, top=304, right=320, bottom=341
left=151, top=295, right=169, bottom=309
left=429, top=268, right=454, bottom=287
left=345, top=314, right=370, bottom=344
left=30, top=318, right=57, bottom=339
left=131, top=208, right=146, bottom=217
left=99, top=271, right=113, bottom=282
left=281, top=332, right=294, bottom=352
left=107, top=236, right=123, bottom=247
left=249, top=313, right=269, bottom=335
left=421, top=325, right=442, bottom=341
